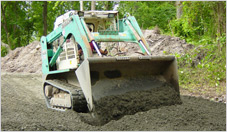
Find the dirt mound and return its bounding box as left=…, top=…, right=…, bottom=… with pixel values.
left=1, top=30, right=194, bottom=73
left=1, top=41, right=42, bottom=73
left=1, top=73, right=226, bottom=131
left=101, top=30, right=194, bottom=56
left=82, top=81, right=181, bottom=126
left=145, top=31, right=194, bottom=55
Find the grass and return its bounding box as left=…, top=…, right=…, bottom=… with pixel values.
left=179, top=67, right=226, bottom=96
left=176, top=37, right=226, bottom=98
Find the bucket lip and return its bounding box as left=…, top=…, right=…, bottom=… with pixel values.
left=87, top=55, right=176, bottom=63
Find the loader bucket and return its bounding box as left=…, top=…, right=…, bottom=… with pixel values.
left=76, top=55, right=181, bottom=125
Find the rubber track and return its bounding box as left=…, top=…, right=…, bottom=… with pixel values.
left=44, top=79, right=88, bottom=112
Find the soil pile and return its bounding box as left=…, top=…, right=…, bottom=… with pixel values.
left=101, top=29, right=194, bottom=56
left=1, top=73, right=226, bottom=131
left=1, top=30, right=193, bottom=73
left=1, top=41, right=42, bottom=73
left=83, top=82, right=181, bottom=126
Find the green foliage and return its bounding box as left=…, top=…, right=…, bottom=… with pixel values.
left=169, top=1, right=226, bottom=95
left=118, top=1, right=176, bottom=30
left=96, top=1, right=116, bottom=10
left=177, top=35, right=226, bottom=94
left=1, top=46, right=8, bottom=57
left=169, top=1, right=226, bottom=43
left=1, top=1, right=117, bottom=48
left=1, top=1, right=32, bottom=49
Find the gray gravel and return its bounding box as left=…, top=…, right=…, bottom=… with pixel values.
left=1, top=73, right=226, bottom=131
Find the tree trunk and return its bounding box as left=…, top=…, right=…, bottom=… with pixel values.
left=13, top=2, right=17, bottom=34
left=105, top=1, right=108, bottom=10
left=216, top=1, right=226, bottom=51
left=43, top=1, right=47, bottom=36
left=91, top=1, right=96, bottom=10
left=80, top=1, right=83, bottom=11
left=1, top=3, right=11, bottom=49
left=13, top=2, right=20, bottom=47
left=176, top=1, right=183, bottom=19
left=217, top=1, right=225, bottom=37
left=105, top=1, right=111, bottom=10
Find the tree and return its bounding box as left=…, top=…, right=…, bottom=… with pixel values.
left=170, top=1, right=226, bottom=41
left=1, top=2, right=11, bottom=48
left=43, top=1, right=47, bottom=36
left=118, top=1, right=176, bottom=30
left=91, top=1, right=96, bottom=10
left=215, top=1, right=226, bottom=37
left=96, top=1, right=116, bottom=10
left=1, top=1, right=33, bottom=49
left=176, top=1, right=183, bottom=19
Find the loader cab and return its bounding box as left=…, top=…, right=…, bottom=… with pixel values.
left=81, top=11, right=119, bottom=34
left=54, top=10, right=120, bottom=35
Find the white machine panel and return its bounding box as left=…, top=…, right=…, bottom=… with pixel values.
left=56, top=38, right=79, bottom=70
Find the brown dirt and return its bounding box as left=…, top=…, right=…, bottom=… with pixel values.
left=85, top=76, right=181, bottom=125
left=101, top=30, right=194, bottom=56
left=1, top=73, right=226, bottom=131
left=1, top=29, right=225, bottom=131
left=88, top=87, right=181, bottom=126
left=1, top=41, right=42, bottom=73
left=1, top=30, right=194, bottom=73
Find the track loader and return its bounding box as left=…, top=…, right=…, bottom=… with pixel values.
left=40, top=10, right=181, bottom=121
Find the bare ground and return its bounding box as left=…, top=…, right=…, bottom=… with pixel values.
left=1, top=72, right=226, bottom=131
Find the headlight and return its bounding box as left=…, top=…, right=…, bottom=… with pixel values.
left=108, top=13, right=115, bottom=18
left=78, top=11, right=84, bottom=17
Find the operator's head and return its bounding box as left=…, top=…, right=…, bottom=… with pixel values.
left=89, top=27, right=92, bottom=32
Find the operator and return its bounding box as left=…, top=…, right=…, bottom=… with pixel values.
left=77, top=27, right=108, bottom=56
